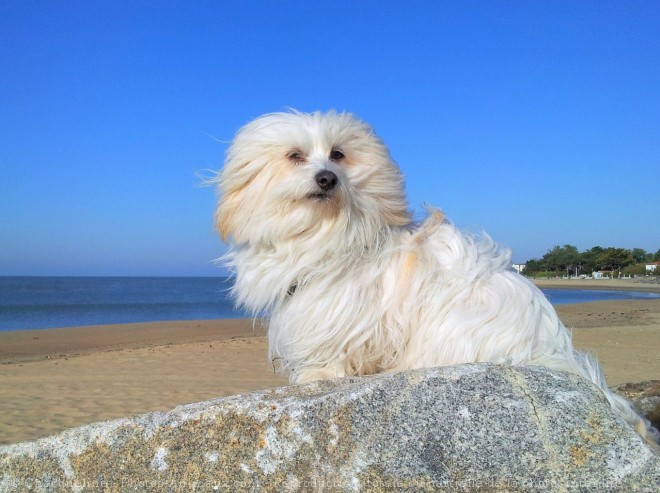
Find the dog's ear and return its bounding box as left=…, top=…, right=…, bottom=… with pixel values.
left=216, top=171, right=255, bottom=242
left=215, top=200, right=232, bottom=242
left=216, top=191, right=240, bottom=242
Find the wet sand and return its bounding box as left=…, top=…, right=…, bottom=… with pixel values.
left=533, top=277, right=660, bottom=293
left=1, top=297, right=659, bottom=444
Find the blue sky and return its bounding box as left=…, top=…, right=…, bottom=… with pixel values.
left=1, top=1, right=658, bottom=276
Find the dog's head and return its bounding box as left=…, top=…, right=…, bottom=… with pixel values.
left=216, top=111, right=410, bottom=246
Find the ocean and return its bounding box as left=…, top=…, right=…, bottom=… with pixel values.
left=0, top=276, right=659, bottom=332
left=0, top=277, right=246, bottom=332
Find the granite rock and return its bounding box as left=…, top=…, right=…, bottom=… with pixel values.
left=1, top=364, right=658, bottom=492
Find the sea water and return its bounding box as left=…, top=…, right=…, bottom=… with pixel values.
left=0, top=277, right=658, bottom=332
left=0, top=277, right=246, bottom=331
left=542, top=288, right=660, bottom=305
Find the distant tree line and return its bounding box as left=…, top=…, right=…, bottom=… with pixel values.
left=523, top=245, right=660, bottom=278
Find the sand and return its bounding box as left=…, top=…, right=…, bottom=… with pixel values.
left=532, top=277, right=660, bottom=293
left=2, top=292, right=659, bottom=444
left=0, top=319, right=288, bottom=445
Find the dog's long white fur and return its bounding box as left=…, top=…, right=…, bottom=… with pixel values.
left=216, top=110, right=658, bottom=446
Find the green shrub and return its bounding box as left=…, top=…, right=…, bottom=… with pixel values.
left=621, top=263, right=648, bottom=277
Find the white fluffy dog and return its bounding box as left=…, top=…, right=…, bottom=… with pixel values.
left=216, top=110, right=656, bottom=445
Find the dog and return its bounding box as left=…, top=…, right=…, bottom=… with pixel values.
left=215, top=110, right=657, bottom=446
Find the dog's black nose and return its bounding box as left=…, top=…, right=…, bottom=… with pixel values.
left=315, top=170, right=338, bottom=191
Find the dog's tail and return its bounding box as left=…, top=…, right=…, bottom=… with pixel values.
left=573, top=349, right=659, bottom=452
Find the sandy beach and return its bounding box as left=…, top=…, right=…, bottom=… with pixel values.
left=532, top=277, right=660, bottom=293
left=1, top=286, right=659, bottom=444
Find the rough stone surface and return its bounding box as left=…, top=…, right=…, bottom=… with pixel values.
left=1, top=364, right=658, bottom=492
left=612, top=380, right=660, bottom=431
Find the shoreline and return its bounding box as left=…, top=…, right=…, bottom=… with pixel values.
left=0, top=278, right=656, bottom=343
left=532, top=277, right=660, bottom=293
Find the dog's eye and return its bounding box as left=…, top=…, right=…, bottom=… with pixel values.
left=330, top=149, right=345, bottom=161
left=287, top=151, right=306, bottom=163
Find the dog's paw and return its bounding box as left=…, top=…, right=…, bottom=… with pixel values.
left=293, top=367, right=344, bottom=384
